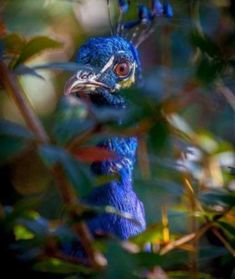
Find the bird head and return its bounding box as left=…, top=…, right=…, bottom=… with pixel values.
left=64, top=36, right=141, bottom=108
left=64, top=1, right=173, bottom=107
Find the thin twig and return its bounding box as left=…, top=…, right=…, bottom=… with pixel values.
left=216, top=83, right=235, bottom=110
left=160, top=221, right=213, bottom=255
left=180, top=150, right=204, bottom=279
left=0, top=61, right=49, bottom=143
left=212, top=227, right=235, bottom=257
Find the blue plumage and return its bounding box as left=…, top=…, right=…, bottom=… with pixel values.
left=88, top=136, right=145, bottom=240
left=76, top=37, right=145, bottom=239
left=64, top=0, right=173, bottom=253
left=65, top=35, right=146, bottom=242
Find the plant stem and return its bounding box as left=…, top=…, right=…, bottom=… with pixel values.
left=190, top=0, right=203, bottom=64
left=181, top=152, right=199, bottom=279
left=190, top=0, right=203, bottom=35
left=0, top=60, right=106, bottom=269
left=0, top=61, right=49, bottom=143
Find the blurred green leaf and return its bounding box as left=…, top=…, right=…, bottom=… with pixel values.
left=14, top=224, right=34, bottom=240
left=0, top=120, right=34, bottom=139
left=190, top=31, right=226, bottom=84
left=17, top=217, right=49, bottom=237
left=218, top=221, right=235, bottom=237
left=13, top=36, right=62, bottom=67
left=53, top=96, right=95, bottom=145
left=0, top=136, right=26, bottom=163
left=131, top=223, right=162, bottom=245
left=39, top=145, right=93, bottom=196
left=134, top=250, right=187, bottom=269
left=199, top=245, right=227, bottom=261
left=32, top=62, right=83, bottom=72
left=14, top=64, right=45, bottom=79
left=190, top=31, right=221, bottom=58
left=54, top=119, right=94, bottom=145
left=149, top=120, right=169, bottom=151
left=196, top=54, right=224, bottom=84
left=100, top=242, right=137, bottom=279
left=34, top=258, right=91, bottom=274
left=200, top=190, right=235, bottom=207
left=0, top=120, right=34, bottom=163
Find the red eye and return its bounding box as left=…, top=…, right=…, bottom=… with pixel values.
left=114, top=61, right=131, bottom=78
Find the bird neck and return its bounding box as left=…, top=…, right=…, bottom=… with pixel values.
left=89, top=89, right=138, bottom=190
left=91, top=136, right=138, bottom=190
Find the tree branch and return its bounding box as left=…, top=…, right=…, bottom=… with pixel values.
left=0, top=61, right=49, bottom=143
left=0, top=60, right=106, bottom=269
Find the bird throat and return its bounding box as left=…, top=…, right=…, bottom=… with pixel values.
left=88, top=90, right=126, bottom=109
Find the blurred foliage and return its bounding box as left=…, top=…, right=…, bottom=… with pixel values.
left=0, top=0, right=235, bottom=278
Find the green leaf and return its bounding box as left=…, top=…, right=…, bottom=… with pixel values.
left=54, top=119, right=94, bottom=145
left=31, top=62, right=83, bottom=72
left=196, top=55, right=224, bottom=84
left=134, top=250, right=187, bottom=268
left=199, top=245, right=227, bottom=261
left=100, top=242, right=138, bottom=279
left=0, top=120, right=34, bottom=163
left=149, top=120, right=169, bottom=152
left=200, top=190, right=235, bottom=207
left=0, top=120, right=34, bottom=139
left=153, top=179, right=184, bottom=196
left=53, top=96, right=94, bottom=145
left=190, top=30, right=221, bottom=58
left=14, top=36, right=62, bottom=67
left=14, top=64, right=45, bottom=79
left=34, top=258, right=91, bottom=274
left=14, top=224, right=34, bottom=240
left=39, top=145, right=93, bottom=196
left=0, top=135, right=26, bottom=163
left=131, top=223, right=162, bottom=245
left=218, top=221, right=235, bottom=237
left=18, top=217, right=49, bottom=237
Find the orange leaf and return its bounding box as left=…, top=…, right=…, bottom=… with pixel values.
left=73, top=147, right=117, bottom=163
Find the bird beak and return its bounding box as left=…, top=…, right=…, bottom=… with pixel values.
left=64, top=69, right=111, bottom=96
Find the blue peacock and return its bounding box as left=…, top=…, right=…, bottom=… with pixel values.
left=64, top=0, right=172, bottom=245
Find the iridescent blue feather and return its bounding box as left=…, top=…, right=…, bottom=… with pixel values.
left=63, top=0, right=173, bottom=256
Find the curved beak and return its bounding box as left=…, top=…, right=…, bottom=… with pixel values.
left=64, top=69, right=111, bottom=96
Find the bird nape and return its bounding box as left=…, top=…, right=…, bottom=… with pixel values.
left=63, top=0, right=173, bottom=256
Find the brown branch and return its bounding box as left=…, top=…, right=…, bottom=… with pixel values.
left=0, top=60, right=106, bottom=269
left=212, top=228, right=235, bottom=257
left=216, top=83, right=235, bottom=110
left=0, top=61, right=49, bottom=143
left=137, top=137, right=150, bottom=179
left=160, top=221, right=213, bottom=255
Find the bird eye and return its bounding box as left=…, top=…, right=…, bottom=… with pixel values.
left=114, top=61, right=131, bottom=78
